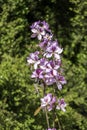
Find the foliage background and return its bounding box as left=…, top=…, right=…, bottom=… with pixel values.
left=0, top=0, right=87, bottom=129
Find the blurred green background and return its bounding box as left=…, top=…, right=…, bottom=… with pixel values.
left=0, top=0, right=87, bottom=129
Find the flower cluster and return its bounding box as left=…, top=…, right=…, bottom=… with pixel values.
left=41, top=93, right=66, bottom=112
left=30, top=21, right=52, bottom=41
left=27, top=21, right=66, bottom=90
left=27, top=21, right=67, bottom=129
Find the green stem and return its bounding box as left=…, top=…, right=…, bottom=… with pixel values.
left=43, top=82, right=50, bottom=128
left=45, top=107, right=50, bottom=128
left=52, top=108, right=56, bottom=128
left=55, top=113, right=62, bottom=130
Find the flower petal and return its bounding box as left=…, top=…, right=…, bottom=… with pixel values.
left=54, top=53, right=60, bottom=59
left=38, top=34, right=42, bottom=40
left=31, top=28, right=38, bottom=33
left=46, top=53, right=52, bottom=58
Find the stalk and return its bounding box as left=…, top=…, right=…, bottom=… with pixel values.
left=43, top=82, right=50, bottom=128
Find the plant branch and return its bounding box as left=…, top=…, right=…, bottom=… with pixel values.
left=55, top=113, right=62, bottom=130
left=43, top=82, right=50, bottom=128
left=45, top=107, right=50, bottom=128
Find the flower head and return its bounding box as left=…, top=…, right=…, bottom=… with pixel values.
left=30, top=21, right=40, bottom=29
left=56, top=75, right=67, bottom=90
left=44, top=40, right=63, bottom=59
left=39, top=40, right=51, bottom=50
left=56, top=99, right=67, bottom=112
left=41, top=93, right=56, bottom=111
left=31, top=68, right=43, bottom=79
left=27, top=51, right=39, bottom=65
left=41, top=93, right=52, bottom=107
left=30, top=21, right=45, bottom=40
left=41, top=21, right=49, bottom=31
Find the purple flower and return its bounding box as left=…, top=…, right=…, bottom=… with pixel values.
left=39, top=58, right=48, bottom=70
left=56, top=99, right=67, bottom=112
left=43, top=69, right=56, bottom=85
left=56, top=83, right=62, bottom=90
left=47, top=96, right=56, bottom=111
left=45, top=60, right=60, bottom=76
left=41, top=21, right=49, bottom=31
left=27, top=51, right=39, bottom=64
left=44, top=40, right=63, bottom=59
left=41, top=94, right=56, bottom=111
left=40, top=60, right=62, bottom=86
left=44, top=76, right=55, bottom=86
left=55, top=75, right=67, bottom=90
left=41, top=93, right=52, bottom=107
left=30, top=21, right=45, bottom=40
left=39, top=40, right=51, bottom=50
left=39, top=59, right=61, bottom=86
left=31, top=68, right=43, bottom=79
left=27, top=51, right=40, bottom=69
left=30, top=21, right=40, bottom=29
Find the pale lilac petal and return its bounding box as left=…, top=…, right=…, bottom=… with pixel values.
left=56, top=99, right=67, bottom=112
left=40, top=65, right=46, bottom=70
left=54, top=65, right=60, bottom=69
left=38, top=34, right=42, bottom=40
left=54, top=53, right=60, bottom=59
left=47, top=105, right=53, bottom=111
left=41, top=21, right=49, bottom=30
left=35, top=51, right=40, bottom=55
left=56, top=105, right=60, bottom=110
left=39, top=74, right=43, bottom=79
left=56, top=47, right=63, bottom=54
left=45, top=68, right=50, bottom=73
left=31, top=28, right=38, bottom=33
left=45, top=77, right=55, bottom=85
left=52, top=41, right=58, bottom=46
left=61, top=107, right=66, bottom=112
left=27, top=58, right=35, bottom=64
left=51, top=97, right=56, bottom=104
left=57, top=83, right=62, bottom=90
left=41, top=30, right=45, bottom=35
left=46, top=46, right=53, bottom=53
left=31, top=33, right=37, bottom=38
left=30, top=53, right=35, bottom=59
left=60, top=80, right=67, bottom=84
left=46, top=62, right=52, bottom=69
left=53, top=70, right=58, bottom=76
left=46, top=53, right=52, bottom=58
left=34, top=61, right=40, bottom=69
left=31, top=72, right=37, bottom=78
